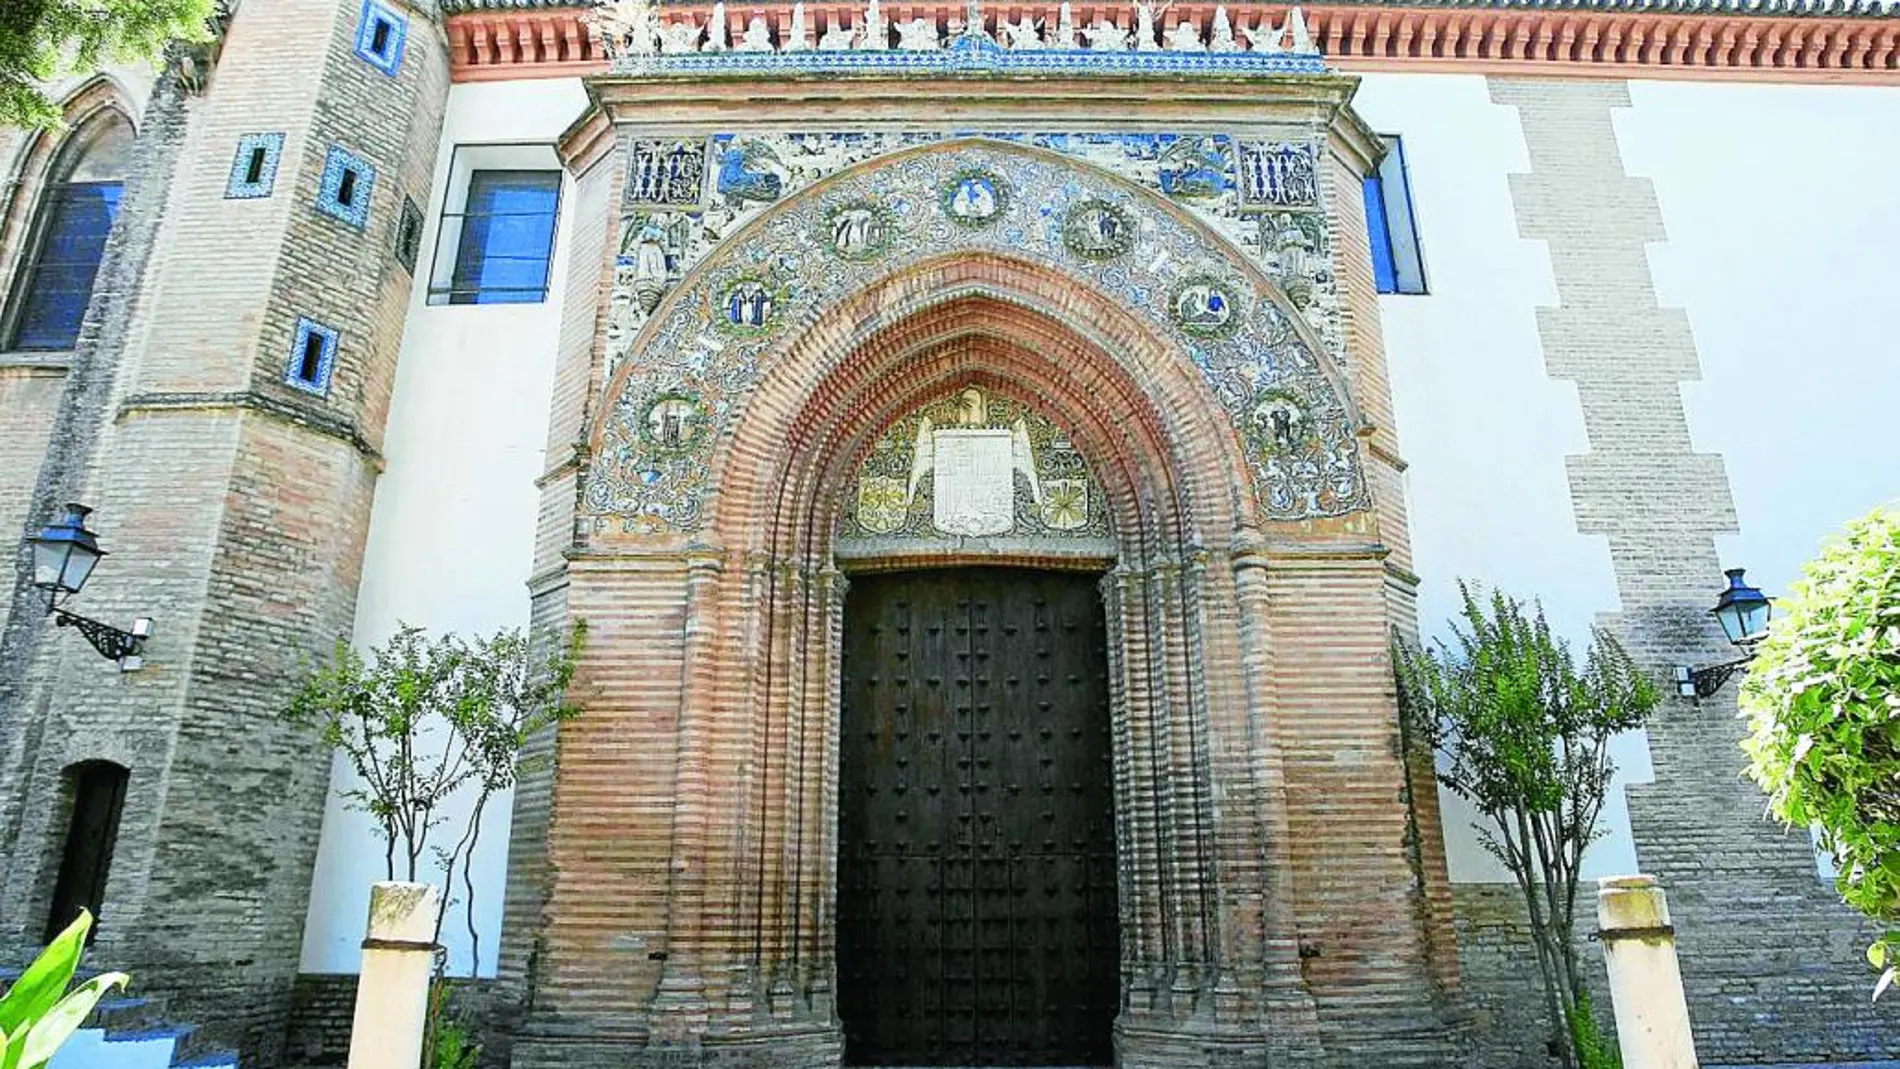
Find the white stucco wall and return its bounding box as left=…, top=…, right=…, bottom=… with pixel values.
left=298, top=77, right=588, bottom=977
left=1355, top=72, right=1900, bottom=884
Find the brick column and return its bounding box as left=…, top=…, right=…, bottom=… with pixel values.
left=0, top=0, right=448, bottom=1061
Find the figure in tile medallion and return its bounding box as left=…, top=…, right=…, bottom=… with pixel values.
left=1062, top=198, right=1134, bottom=260
left=1170, top=275, right=1240, bottom=337
left=942, top=170, right=1006, bottom=226
left=825, top=200, right=893, bottom=260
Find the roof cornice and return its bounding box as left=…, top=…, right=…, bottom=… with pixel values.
left=445, top=1, right=1900, bottom=83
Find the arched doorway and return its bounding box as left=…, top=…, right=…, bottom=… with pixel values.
left=519, top=135, right=1459, bottom=1068
left=837, top=567, right=1117, bottom=1066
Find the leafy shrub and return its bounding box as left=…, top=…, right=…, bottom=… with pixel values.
left=0, top=910, right=128, bottom=1069
left=1740, top=504, right=1900, bottom=999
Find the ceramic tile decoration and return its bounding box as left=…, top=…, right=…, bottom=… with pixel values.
left=286, top=317, right=340, bottom=396
left=225, top=132, right=285, bottom=199
left=354, top=0, right=409, bottom=76
left=606, top=130, right=1344, bottom=374
left=588, top=141, right=1366, bottom=535
left=316, top=145, right=375, bottom=229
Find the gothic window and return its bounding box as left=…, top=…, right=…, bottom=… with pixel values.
left=436, top=168, right=562, bottom=305
left=46, top=760, right=129, bottom=944
left=1364, top=134, right=1427, bottom=296
left=6, top=112, right=133, bottom=351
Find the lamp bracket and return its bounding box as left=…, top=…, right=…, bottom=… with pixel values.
left=52, top=608, right=148, bottom=669
left=1674, top=654, right=1753, bottom=700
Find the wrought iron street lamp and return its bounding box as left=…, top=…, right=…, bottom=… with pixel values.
left=1672, top=567, right=1772, bottom=699
left=26, top=503, right=151, bottom=671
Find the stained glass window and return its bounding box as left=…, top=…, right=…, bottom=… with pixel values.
left=10, top=115, right=132, bottom=350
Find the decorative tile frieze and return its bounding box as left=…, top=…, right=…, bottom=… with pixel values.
left=589, top=142, right=1368, bottom=535
left=602, top=131, right=1344, bottom=380
left=224, top=132, right=285, bottom=199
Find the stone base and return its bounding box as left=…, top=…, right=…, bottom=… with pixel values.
left=510, top=1024, right=842, bottom=1069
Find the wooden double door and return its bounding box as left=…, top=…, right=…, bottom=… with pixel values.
left=837, top=568, right=1119, bottom=1067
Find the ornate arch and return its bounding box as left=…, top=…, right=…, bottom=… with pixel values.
left=582, top=137, right=1370, bottom=543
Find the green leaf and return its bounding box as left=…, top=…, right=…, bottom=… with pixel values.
left=18, top=972, right=127, bottom=1069
left=1871, top=941, right=1889, bottom=968
left=0, top=912, right=89, bottom=1035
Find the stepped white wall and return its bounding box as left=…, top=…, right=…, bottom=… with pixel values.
left=298, top=77, right=588, bottom=977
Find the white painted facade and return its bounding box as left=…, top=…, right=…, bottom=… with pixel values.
left=1355, top=72, right=1900, bottom=882
left=298, top=69, right=1900, bottom=968
left=298, top=77, right=588, bottom=977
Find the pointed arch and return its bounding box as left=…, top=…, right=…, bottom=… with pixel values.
left=0, top=75, right=137, bottom=352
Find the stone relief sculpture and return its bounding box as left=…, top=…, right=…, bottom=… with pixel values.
left=817, top=20, right=856, bottom=49
left=1133, top=0, right=1159, bottom=50
left=896, top=16, right=941, bottom=49
left=787, top=2, right=812, bottom=49
left=1210, top=6, right=1239, bottom=51
left=1164, top=20, right=1204, bottom=51
left=1000, top=15, right=1043, bottom=49
left=1051, top=1, right=1077, bottom=47
left=658, top=18, right=702, bottom=53
left=1083, top=20, right=1129, bottom=50
left=736, top=16, right=774, bottom=50
left=603, top=0, right=1322, bottom=59
left=860, top=0, right=887, bottom=48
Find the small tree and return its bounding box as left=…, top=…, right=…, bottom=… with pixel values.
left=285, top=621, right=585, bottom=975
left=1, top=0, right=215, bottom=128
left=1394, top=583, right=1658, bottom=1069
left=1740, top=505, right=1900, bottom=1001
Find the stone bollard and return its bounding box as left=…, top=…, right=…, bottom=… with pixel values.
left=1597, top=874, right=1698, bottom=1069
left=347, top=882, right=440, bottom=1069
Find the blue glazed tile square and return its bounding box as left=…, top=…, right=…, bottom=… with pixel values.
left=225, top=132, right=285, bottom=199
left=287, top=317, right=339, bottom=396
left=354, top=0, right=408, bottom=76
left=316, top=145, right=375, bottom=229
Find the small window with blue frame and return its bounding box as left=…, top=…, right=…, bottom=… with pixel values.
left=432, top=167, right=562, bottom=305
left=1363, top=135, right=1427, bottom=296
left=286, top=317, right=339, bottom=396
left=354, top=0, right=408, bottom=76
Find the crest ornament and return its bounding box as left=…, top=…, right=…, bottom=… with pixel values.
left=1168, top=274, right=1241, bottom=337
left=624, top=139, right=707, bottom=209
left=718, top=275, right=780, bottom=333
left=639, top=392, right=710, bottom=454
left=823, top=199, right=896, bottom=261
left=1039, top=478, right=1090, bottom=530
left=1061, top=198, right=1135, bottom=261
left=941, top=169, right=1008, bottom=227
